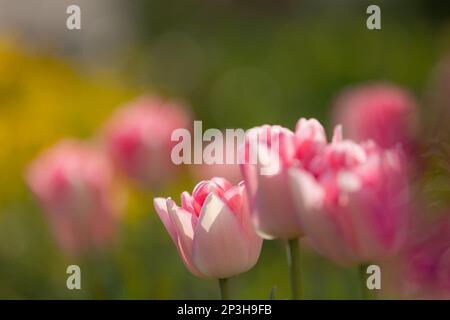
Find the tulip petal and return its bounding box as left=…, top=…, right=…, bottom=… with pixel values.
left=192, top=193, right=252, bottom=278
left=289, top=168, right=358, bottom=265
left=239, top=187, right=264, bottom=267
left=224, top=184, right=263, bottom=265
left=153, top=197, right=177, bottom=244
left=155, top=197, right=204, bottom=276
left=181, top=191, right=196, bottom=216
left=166, top=199, right=206, bottom=278
left=166, top=198, right=195, bottom=256
left=253, top=169, right=303, bottom=239
left=332, top=125, right=343, bottom=143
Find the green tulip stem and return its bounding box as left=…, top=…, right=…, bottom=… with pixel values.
left=219, top=278, right=229, bottom=300
left=358, top=264, right=371, bottom=300
left=286, top=238, right=302, bottom=300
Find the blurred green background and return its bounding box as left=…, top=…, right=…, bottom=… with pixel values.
left=0, top=0, right=449, bottom=299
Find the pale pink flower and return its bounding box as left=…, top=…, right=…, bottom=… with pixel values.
left=290, top=128, right=411, bottom=265
left=332, top=83, right=418, bottom=153
left=102, top=95, right=191, bottom=189
left=153, top=177, right=262, bottom=279
left=241, top=119, right=327, bottom=240
left=26, top=140, right=125, bottom=255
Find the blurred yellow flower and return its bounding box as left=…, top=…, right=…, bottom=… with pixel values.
left=0, top=38, right=136, bottom=205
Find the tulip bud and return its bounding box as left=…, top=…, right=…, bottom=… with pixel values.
left=26, top=139, right=125, bottom=255
left=241, top=119, right=327, bottom=240
left=102, top=95, right=191, bottom=189
left=153, top=177, right=262, bottom=279
left=332, top=83, right=418, bottom=154
left=290, top=131, right=411, bottom=265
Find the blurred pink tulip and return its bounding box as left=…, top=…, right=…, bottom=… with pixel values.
left=290, top=129, right=411, bottom=265
left=26, top=140, right=125, bottom=255
left=102, top=95, right=191, bottom=189
left=332, top=83, right=418, bottom=153
left=294, top=118, right=327, bottom=171
left=405, top=215, right=450, bottom=299
left=153, top=177, right=262, bottom=279
left=241, top=119, right=327, bottom=240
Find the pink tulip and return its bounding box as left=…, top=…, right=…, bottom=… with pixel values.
left=294, top=118, right=328, bottom=172
left=332, top=83, right=418, bottom=153
left=405, top=215, right=450, bottom=299
left=241, top=119, right=327, bottom=240
left=289, top=128, right=411, bottom=265
left=102, top=95, right=191, bottom=189
left=25, top=140, right=125, bottom=255
left=153, top=177, right=262, bottom=279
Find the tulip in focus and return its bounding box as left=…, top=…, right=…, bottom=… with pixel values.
left=241, top=119, right=327, bottom=240
left=26, top=140, right=125, bottom=255
left=332, top=83, right=418, bottom=153
left=102, top=95, right=191, bottom=189
left=153, top=177, right=262, bottom=279
left=290, top=128, right=411, bottom=265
